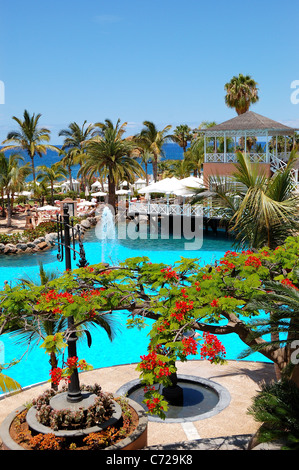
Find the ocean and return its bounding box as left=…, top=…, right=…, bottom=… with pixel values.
left=0, top=142, right=185, bottom=181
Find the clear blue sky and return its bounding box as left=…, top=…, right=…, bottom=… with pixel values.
left=1, top=0, right=299, bottom=144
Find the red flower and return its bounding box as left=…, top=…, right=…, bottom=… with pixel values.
left=161, top=266, right=179, bottom=281
left=281, top=278, right=298, bottom=290
left=244, top=255, right=262, bottom=268
left=210, top=299, right=219, bottom=308
left=182, top=337, right=198, bottom=356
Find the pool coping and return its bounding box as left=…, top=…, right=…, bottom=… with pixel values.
left=115, top=374, right=231, bottom=423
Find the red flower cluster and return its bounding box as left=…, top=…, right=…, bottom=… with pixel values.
left=200, top=332, right=226, bottom=362
left=157, top=319, right=170, bottom=333
left=219, top=259, right=236, bottom=271
left=194, top=281, right=201, bottom=292
left=182, top=337, right=198, bottom=356
left=145, top=397, right=164, bottom=412
left=50, top=367, right=63, bottom=386
left=171, top=300, right=194, bottom=322
left=80, top=288, right=105, bottom=301
left=244, top=255, right=262, bottom=268
left=161, top=266, right=179, bottom=280
left=202, top=274, right=212, bottom=280
left=210, top=299, right=219, bottom=308
left=224, top=250, right=238, bottom=257
left=139, top=351, right=171, bottom=379
left=281, top=278, right=298, bottom=290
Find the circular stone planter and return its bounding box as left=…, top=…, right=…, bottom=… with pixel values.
left=116, top=374, right=231, bottom=423
left=0, top=397, right=148, bottom=451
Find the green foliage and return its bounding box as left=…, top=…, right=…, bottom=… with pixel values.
left=248, top=379, right=299, bottom=450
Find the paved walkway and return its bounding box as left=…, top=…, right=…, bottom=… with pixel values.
left=0, top=360, right=276, bottom=450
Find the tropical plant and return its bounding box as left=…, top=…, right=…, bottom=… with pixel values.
left=81, top=120, right=144, bottom=209
left=171, top=124, right=193, bottom=153
left=59, top=120, right=95, bottom=190
left=36, top=163, right=67, bottom=204
left=59, top=148, right=79, bottom=192
left=192, top=150, right=299, bottom=249
left=248, top=379, right=299, bottom=450
left=3, top=263, right=117, bottom=390
left=136, top=121, right=172, bottom=181
left=0, top=152, right=31, bottom=227
left=224, top=74, right=259, bottom=115
left=1, top=110, right=59, bottom=182
left=2, top=237, right=299, bottom=418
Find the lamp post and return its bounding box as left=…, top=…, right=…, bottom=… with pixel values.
left=55, top=203, right=89, bottom=404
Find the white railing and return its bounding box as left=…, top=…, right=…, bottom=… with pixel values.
left=205, top=152, right=268, bottom=163
left=128, top=202, right=203, bottom=217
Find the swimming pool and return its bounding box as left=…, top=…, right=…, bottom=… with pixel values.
left=0, top=227, right=271, bottom=391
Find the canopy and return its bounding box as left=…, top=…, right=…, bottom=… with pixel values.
left=91, top=191, right=107, bottom=197
left=138, top=177, right=182, bottom=194
left=91, top=181, right=102, bottom=188
left=78, top=201, right=96, bottom=206
left=37, top=205, right=58, bottom=211
left=138, top=176, right=204, bottom=196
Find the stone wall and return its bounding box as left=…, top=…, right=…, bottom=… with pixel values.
left=0, top=217, right=99, bottom=255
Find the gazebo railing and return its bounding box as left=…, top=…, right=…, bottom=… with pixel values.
left=205, top=152, right=268, bottom=163
left=128, top=202, right=203, bottom=217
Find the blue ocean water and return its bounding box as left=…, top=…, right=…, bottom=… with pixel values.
left=0, top=142, right=185, bottom=181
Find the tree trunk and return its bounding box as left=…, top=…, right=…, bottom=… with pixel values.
left=108, top=174, right=116, bottom=212
left=153, top=155, right=158, bottom=182
left=30, top=155, right=36, bottom=183
left=6, top=195, right=12, bottom=228
left=50, top=351, right=58, bottom=391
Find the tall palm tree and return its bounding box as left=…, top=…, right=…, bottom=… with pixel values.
left=59, top=120, right=95, bottom=190
left=36, top=163, right=68, bottom=204
left=192, top=149, right=299, bottom=249
left=81, top=121, right=144, bottom=210
left=0, top=152, right=31, bottom=227
left=1, top=110, right=59, bottom=183
left=59, top=148, right=79, bottom=192
left=224, top=74, right=259, bottom=115
left=136, top=121, right=172, bottom=182
left=171, top=124, right=192, bottom=153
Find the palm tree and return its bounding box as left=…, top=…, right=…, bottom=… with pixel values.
left=136, top=121, right=172, bottom=182
left=9, top=263, right=116, bottom=390
left=59, top=120, right=95, bottom=190
left=0, top=152, right=31, bottom=227
left=171, top=124, right=192, bottom=153
left=224, top=74, right=259, bottom=115
left=59, top=148, right=79, bottom=192
left=81, top=120, right=144, bottom=210
left=192, top=149, right=299, bottom=249
left=36, top=163, right=68, bottom=204
left=1, top=110, right=59, bottom=183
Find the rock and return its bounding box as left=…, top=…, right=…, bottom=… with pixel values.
left=37, top=242, right=48, bottom=250
left=16, top=243, right=28, bottom=251
left=4, top=244, right=17, bottom=254
left=81, top=219, right=91, bottom=229
left=0, top=243, right=5, bottom=251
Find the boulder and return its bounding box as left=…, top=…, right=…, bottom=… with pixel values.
left=37, top=242, right=48, bottom=250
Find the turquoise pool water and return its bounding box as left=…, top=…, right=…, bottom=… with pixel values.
left=0, top=228, right=271, bottom=391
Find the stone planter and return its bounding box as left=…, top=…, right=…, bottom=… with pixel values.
left=0, top=397, right=148, bottom=451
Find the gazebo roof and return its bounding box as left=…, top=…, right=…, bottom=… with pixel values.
left=201, top=111, right=297, bottom=137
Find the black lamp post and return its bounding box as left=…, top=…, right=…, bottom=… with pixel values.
left=56, top=203, right=89, bottom=404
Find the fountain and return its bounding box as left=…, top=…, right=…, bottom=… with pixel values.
left=95, top=206, right=116, bottom=262
left=116, top=373, right=231, bottom=423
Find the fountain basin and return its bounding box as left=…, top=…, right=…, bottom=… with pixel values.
left=116, top=374, right=231, bottom=423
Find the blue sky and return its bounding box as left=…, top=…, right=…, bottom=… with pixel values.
left=1, top=0, right=299, bottom=144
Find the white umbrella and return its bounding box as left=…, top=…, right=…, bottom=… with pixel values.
left=91, top=181, right=102, bottom=188
left=116, top=189, right=129, bottom=195
left=78, top=201, right=96, bottom=206
left=91, top=191, right=107, bottom=197
left=85, top=186, right=89, bottom=197
left=37, top=205, right=58, bottom=211
left=138, top=177, right=182, bottom=194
